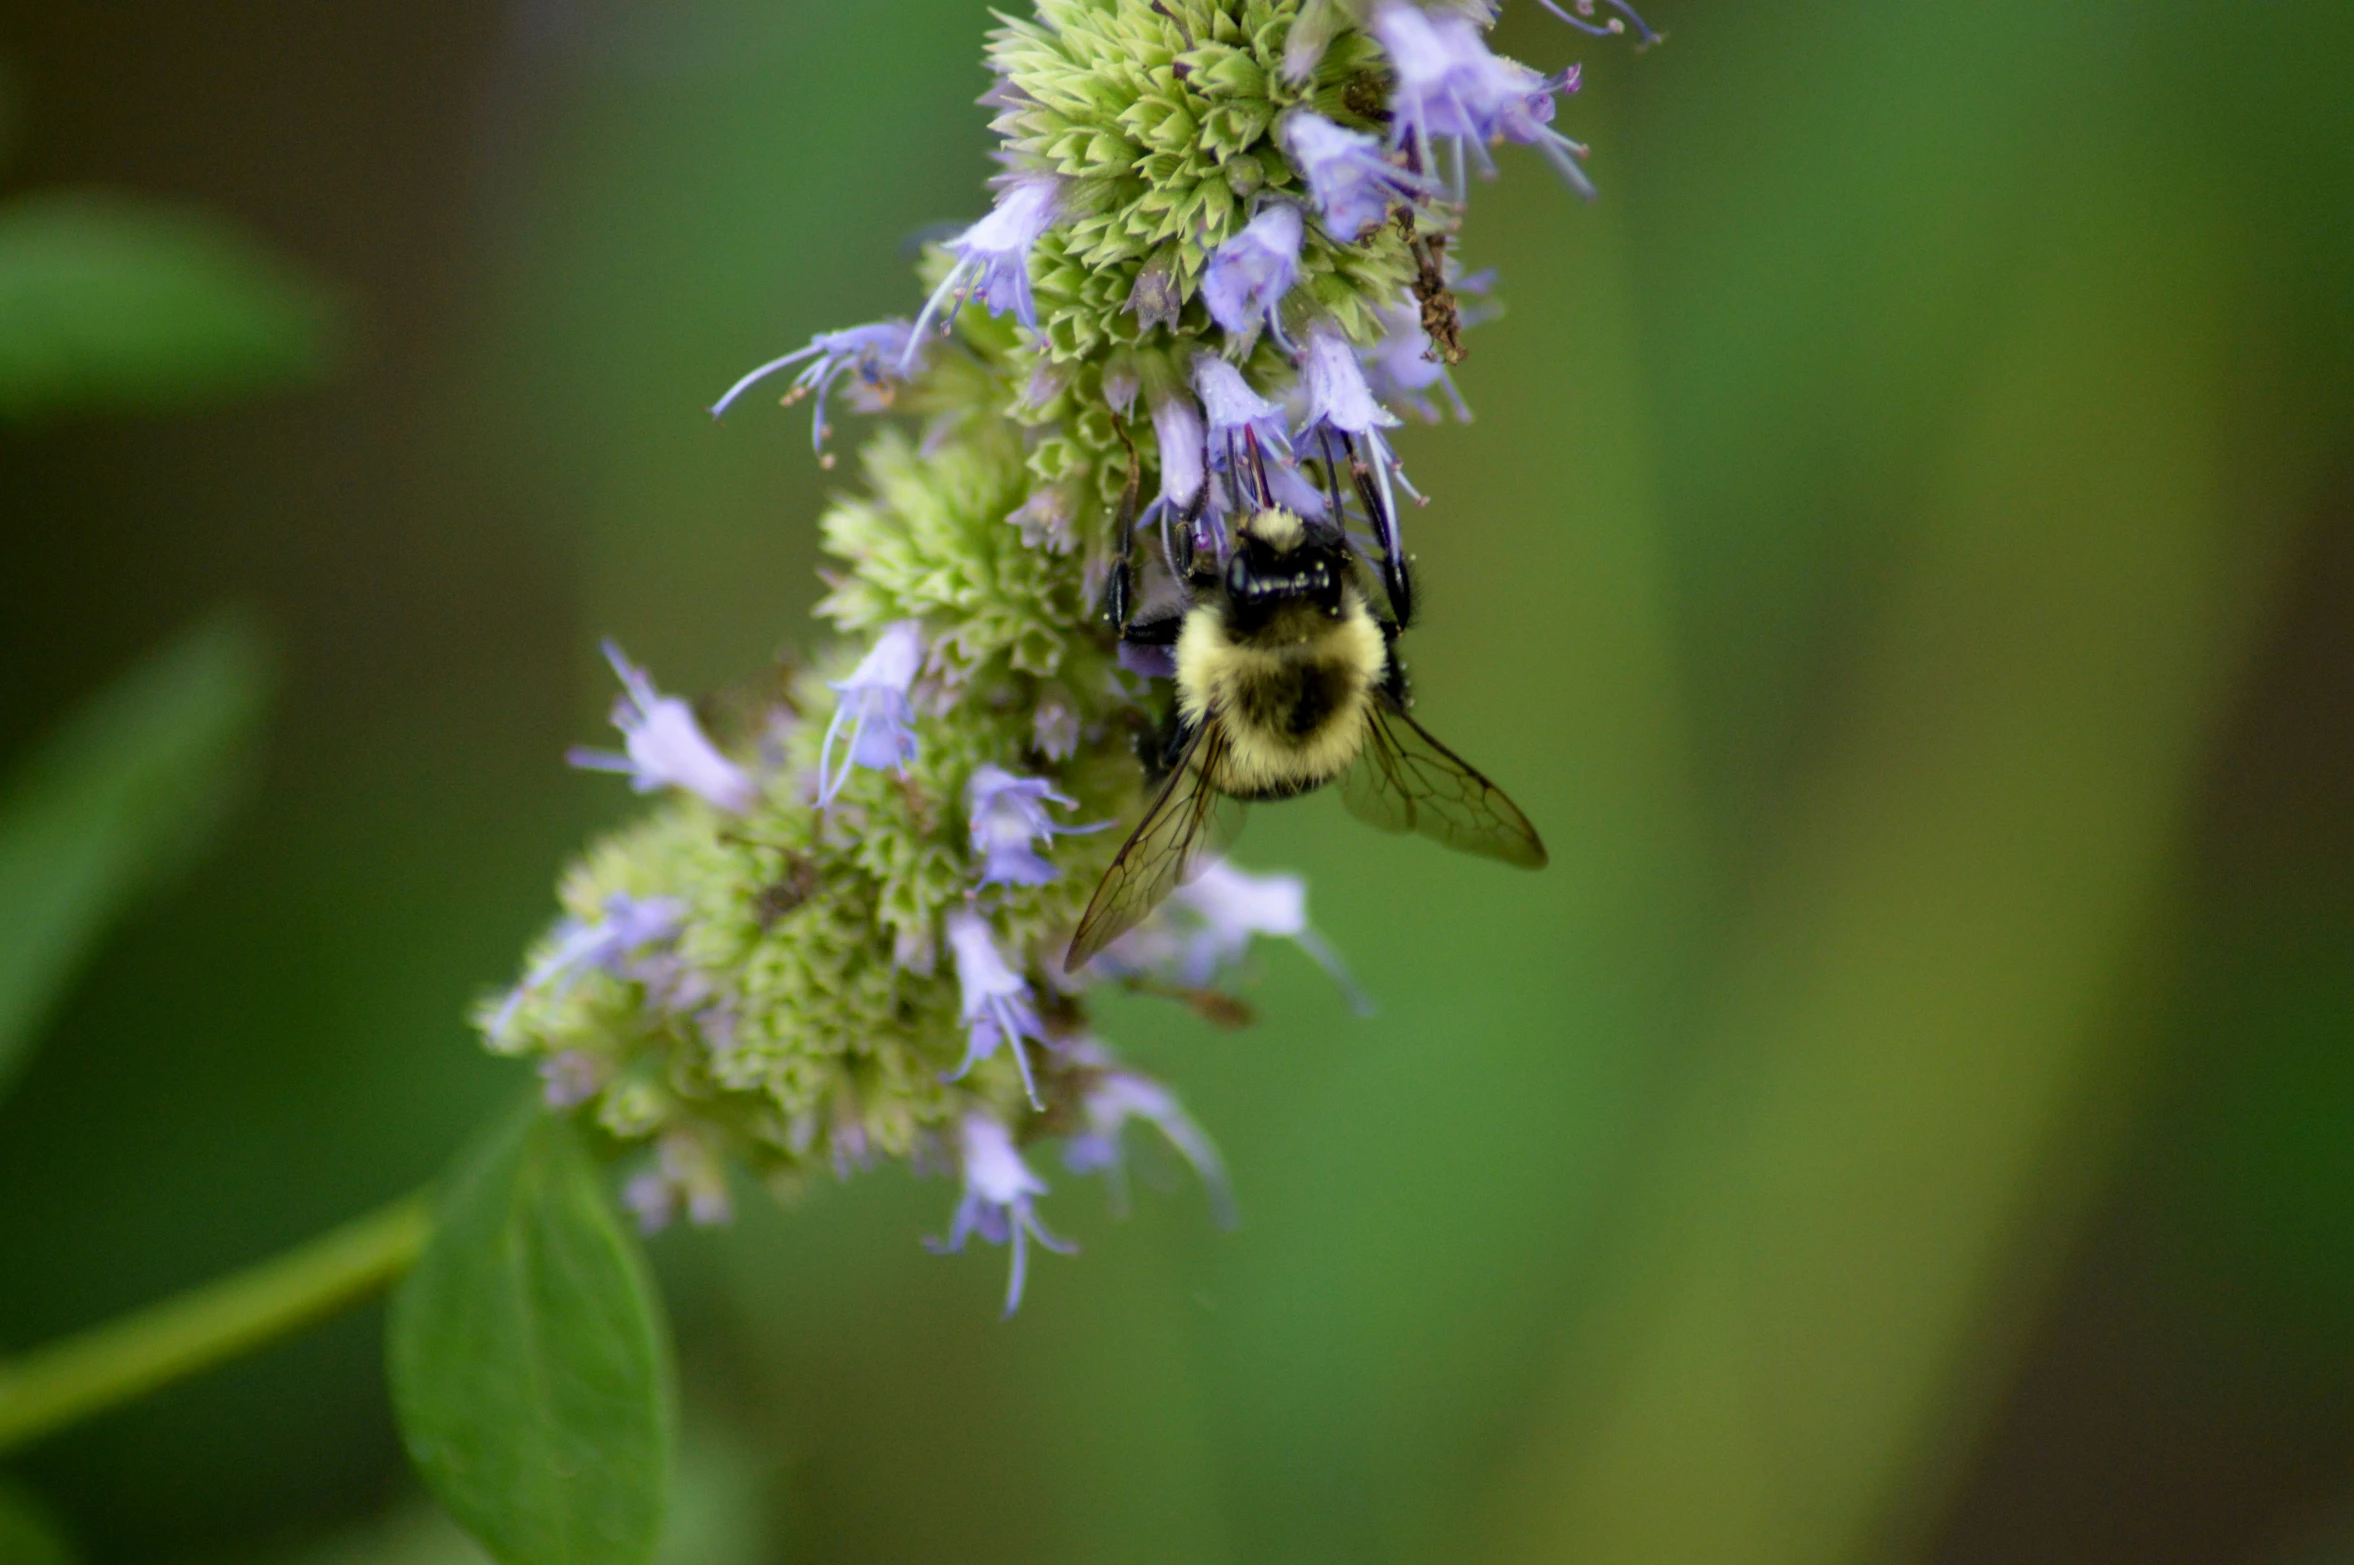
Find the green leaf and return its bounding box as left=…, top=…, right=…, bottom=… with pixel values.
left=0, top=1477, right=79, bottom=1565
left=0, top=190, right=341, bottom=420
left=388, top=1108, right=676, bottom=1565
left=0, top=611, right=274, bottom=1104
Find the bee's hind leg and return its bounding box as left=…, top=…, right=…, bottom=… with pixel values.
left=1141, top=709, right=1194, bottom=791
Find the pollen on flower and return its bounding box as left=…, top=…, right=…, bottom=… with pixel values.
left=487, top=0, right=1639, bottom=1311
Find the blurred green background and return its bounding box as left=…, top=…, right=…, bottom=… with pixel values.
left=4, top=2, right=2354, bottom=1561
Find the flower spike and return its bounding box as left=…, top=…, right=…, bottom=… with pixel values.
left=484, top=0, right=1633, bottom=1315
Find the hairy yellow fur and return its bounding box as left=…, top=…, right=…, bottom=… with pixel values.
left=1175, top=586, right=1388, bottom=798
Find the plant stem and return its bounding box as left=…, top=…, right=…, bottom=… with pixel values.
left=0, top=1191, right=432, bottom=1454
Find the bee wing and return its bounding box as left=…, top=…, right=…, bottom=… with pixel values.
left=1342, top=694, right=1549, bottom=868
left=1064, top=723, right=1245, bottom=973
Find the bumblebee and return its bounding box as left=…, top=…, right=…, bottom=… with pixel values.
left=1066, top=469, right=1547, bottom=972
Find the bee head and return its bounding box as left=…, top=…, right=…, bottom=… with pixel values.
left=1223, top=508, right=1348, bottom=622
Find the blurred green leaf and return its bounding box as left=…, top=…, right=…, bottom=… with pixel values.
left=0, top=1476, right=78, bottom=1565
left=0, top=191, right=340, bottom=420
left=388, top=1108, right=676, bottom=1565
left=269, top=1420, right=774, bottom=1565
left=0, top=611, right=273, bottom=1104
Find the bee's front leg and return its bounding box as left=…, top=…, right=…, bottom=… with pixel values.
left=1378, top=621, right=1413, bottom=709
left=1099, top=416, right=1146, bottom=633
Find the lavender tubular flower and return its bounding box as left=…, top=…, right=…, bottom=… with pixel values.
left=1300, top=322, right=1417, bottom=544
left=904, top=176, right=1062, bottom=365
left=568, top=641, right=758, bottom=814
left=1194, top=355, right=1292, bottom=468
left=817, top=620, right=922, bottom=807
left=1095, top=861, right=1372, bottom=1016
left=927, top=1114, right=1075, bottom=1316
left=1371, top=4, right=1594, bottom=198
left=623, top=1134, right=734, bottom=1234
left=1300, top=325, right=1402, bottom=446
left=945, top=908, right=1051, bottom=1108
left=708, top=320, right=921, bottom=460
left=1201, top=203, right=1303, bottom=343
left=1063, top=1044, right=1235, bottom=1227
left=1362, top=299, right=1473, bottom=423
left=1149, top=390, right=1205, bottom=514
left=487, top=891, right=686, bottom=1045
left=967, top=763, right=1103, bottom=888
left=1278, top=111, right=1439, bottom=240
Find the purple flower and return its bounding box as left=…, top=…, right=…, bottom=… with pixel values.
left=926, top=1114, right=1075, bottom=1316
left=904, top=176, right=1062, bottom=365
left=1097, top=861, right=1372, bottom=1015
left=1193, top=355, right=1292, bottom=469
left=569, top=642, right=758, bottom=814
left=818, top=621, right=923, bottom=807
left=1009, top=481, right=1078, bottom=554
left=538, top=1050, right=605, bottom=1109
left=488, top=892, right=688, bottom=1044
left=1277, top=110, right=1440, bottom=239
left=1370, top=5, right=1594, bottom=197
left=1361, top=298, right=1472, bottom=423
left=1032, top=691, right=1081, bottom=761
left=707, top=320, right=922, bottom=461
left=1300, top=323, right=1403, bottom=444
left=1299, top=322, right=1420, bottom=541
left=1061, top=1042, right=1235, bottom=1226
left=1150, top=389, right=1205, bottom=513
left=622, top=1134, right=733, bottom=1235
left=945, top=908, right=1052, bottom=1108
left=1262, top=455, right=1333, bottom=521
left=966, top=763, right=1104, bottom=888
left=1201, top=203, right=1303, bottom=343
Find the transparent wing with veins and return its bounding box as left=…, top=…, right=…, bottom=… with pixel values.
left=1065, top=723, right=1245, bottom=972
left=1341, top=694, right=1548, bottom=868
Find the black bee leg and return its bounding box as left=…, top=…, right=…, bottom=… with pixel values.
left=1348, top=436, right=1416, bottom=630
left=1170, top=479, right=1218, bottom=581
left=1120, top=612, right=1185, bottom=647
left=1153, top=710, right=1196, bottom=785
left=1378, top=621, right=1412, bottom=708
left=1100, top=415, right=1145, bottom=632
left=1316, top=429, right=1351, bottom=533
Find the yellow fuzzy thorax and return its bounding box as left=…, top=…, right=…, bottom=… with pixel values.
left=1174, top=586, right=1388, bottom=798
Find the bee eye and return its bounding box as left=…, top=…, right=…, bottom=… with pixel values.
left=1224, top=554, right=1253, bottom=601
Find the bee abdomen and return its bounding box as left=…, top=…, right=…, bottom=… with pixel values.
left=1237, top=664, right=1349, bottom=743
